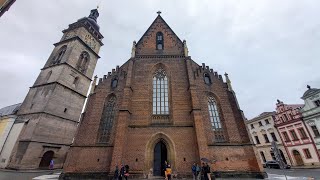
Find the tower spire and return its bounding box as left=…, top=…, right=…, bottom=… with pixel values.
left=88, top=8, right=99, bottom=22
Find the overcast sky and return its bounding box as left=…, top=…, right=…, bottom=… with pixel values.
left=1, top=0, right=319, bottom=119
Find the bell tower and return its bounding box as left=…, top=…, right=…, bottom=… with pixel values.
left=7, top=9, right=103, bottom=169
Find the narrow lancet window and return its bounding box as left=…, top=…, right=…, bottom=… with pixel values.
left=156, top=32, right=164, bottom=50
left=51, top=45, right=67, bottom=65
left=76, top=51, right=90, bottom=73
left=97, top=96, right=116, bottom=143
left=153, top=68, right=169, bottom=115
left=208, top=96, right=224, bottom=142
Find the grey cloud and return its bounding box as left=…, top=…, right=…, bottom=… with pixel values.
left=0, top=0, right=319, bottom=119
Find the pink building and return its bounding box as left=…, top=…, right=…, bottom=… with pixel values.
left=274, top=100, right=320, bottom=166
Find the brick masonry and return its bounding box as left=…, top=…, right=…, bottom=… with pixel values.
left=61, top=14, right=266, bottom=179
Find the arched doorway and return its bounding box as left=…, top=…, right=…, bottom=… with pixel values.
left=153, top=141, right=167, bottom=176
left=292, top=150, right=304, bottom=166
left=39, top=151, right=54, bottom=169
left=279, top=149, right=288, bottom=165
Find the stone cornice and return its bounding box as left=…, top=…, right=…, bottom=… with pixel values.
left=31, top=81, right=87, bottom=98
left=54, top=36, right=101, bottom=59
left=41, top=62, right=92, bottom=81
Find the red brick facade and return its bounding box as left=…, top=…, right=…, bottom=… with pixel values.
left=61, top=14, right=265, bottom=179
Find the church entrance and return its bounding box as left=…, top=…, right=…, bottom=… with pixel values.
left=39, top=151, right=54, bottom=169
left=153, top=141, right=167, bottom=176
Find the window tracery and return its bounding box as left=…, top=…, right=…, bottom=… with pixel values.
left=97, top=96, right=116, bottom=143
left=153, top=68, right=169, bottom=115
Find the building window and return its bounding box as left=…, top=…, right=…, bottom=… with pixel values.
left=153, top=68, right=169, bottom=115
left=254, top=136, right=260, bottom=144
left=270, top=132, right=278, bottom=142
left=156, top=32, right=164, bottom=50
left=290, top=130, right=299, bottom=140
left=263, top=134, right=270, bottom=143
left=204, top=74, right=211, bottom=85
left=314, top=100, right=320, bottom=107
left=259, top=121, right=263, bottom=126
left=270, top=151, right=276, bottom=160
left=208, top=96, right=222, bottom=130
left=45, top=71, right=52, bottom=82
left=76, top=51, right=90, bottom=73
left=283, top=114, right=289, bottom=121
left=260, top=151, right=266, bottom=162
left=298, top=128, right=308, bottom=139
left=251, top=124, right=254, bottom=129
left=303, top=149, right=312, bottom=159
left=73, top=77, right=79, bottom=87
left=282, top=132, right=290, bottom=142
left=111, top=78, right=118, bottom=88
left=51, top=45, right=67, bottom=65
left=265, top=119, right=270, bottom=124
left=97, top=96, right=116, bottom=143
left=311, top=125, right=320, bottom=137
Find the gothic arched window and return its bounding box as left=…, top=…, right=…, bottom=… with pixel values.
left=97, top=96, right=116, bottom=143
left=156, top=32, right=164, bottom=50
left=51, top=45, right=67, bottom=65
left=76, top=51, right=90, bottom=73
left=208, top=96, right=225, bottom=142
left=45, top=71, right=52, bottom=82
left=204, top=73, right=211, bottom=85
left=153, top=68, right=169, bottom=115
left=111, top=78, right=118, bottom=89
left=208, top=97, right=221, bottom=129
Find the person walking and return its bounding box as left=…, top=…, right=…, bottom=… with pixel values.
left=191, top=163, right=197, bottom=180
left=196, top=163, right=201, bottom=180
left=205, top=163, right=211, bottom=180
left=124, top=165, right=129, bottom=180
left=119, top=164, right=125, bottom=180
left=49, top=159, right=54, bottom=170
left=114, top=165, right=119, bottom=180
left=165, top=164, right=172, bottom=180
left=202, top=163, right=210, bottom=180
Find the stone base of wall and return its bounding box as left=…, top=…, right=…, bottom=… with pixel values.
left=213, top=171, right=267, bottom=179
left=60, top=171, right=267, bottom=179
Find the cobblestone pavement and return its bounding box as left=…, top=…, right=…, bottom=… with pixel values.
left=1, top=168, right=320, bottom=180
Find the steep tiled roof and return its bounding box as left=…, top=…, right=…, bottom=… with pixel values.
left=0, top=103, right=21, bottom=117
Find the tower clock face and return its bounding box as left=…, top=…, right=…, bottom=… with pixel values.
left=84, top=34, right=96, bottom=49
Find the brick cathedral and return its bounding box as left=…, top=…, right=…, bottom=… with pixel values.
left=60, top=9, right=266, bottom=179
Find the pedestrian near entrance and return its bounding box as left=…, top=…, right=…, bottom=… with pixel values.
left=165, top=164, right=172, bottom=180
left=196, top=163, right=201, bottom=180
left=192, top=163, right=197, bottom=180
left=119, top=164, right=125, bottom=180
left=202, top=163, right=211, bottom=180
left=49, top=159, right=54, bottom=170
left=114, top=165, right=119, bottom=180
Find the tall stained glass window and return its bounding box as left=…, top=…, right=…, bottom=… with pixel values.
left=97, top=96, right=116, bottom=143
left=208, top=97, right=222, bottom=130
left=153, top=68, right=169, bottom=115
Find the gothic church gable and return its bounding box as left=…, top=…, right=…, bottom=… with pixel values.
left=135, top=15, right=184, bottom=56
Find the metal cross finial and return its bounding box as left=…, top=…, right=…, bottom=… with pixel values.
left=157, top=11, right=162, bottom=15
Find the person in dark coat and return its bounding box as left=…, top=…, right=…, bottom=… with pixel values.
left=191, top=162, right=197, bottom=180
left=114, top=165, right=119, bottom=180
left=119, top=164, right=125, bottom=180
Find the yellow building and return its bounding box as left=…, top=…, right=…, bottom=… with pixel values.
left=0, top=103, right=23, bottom=168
